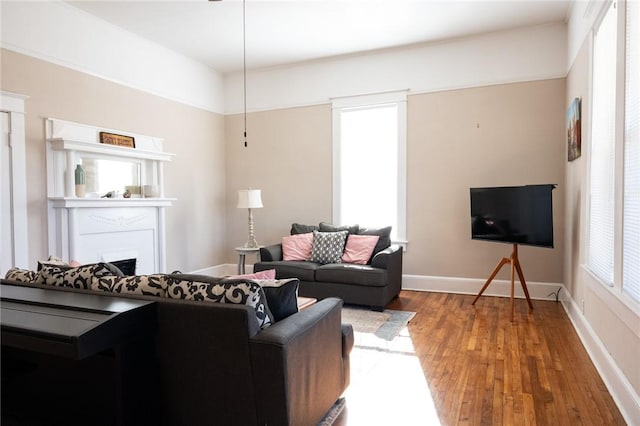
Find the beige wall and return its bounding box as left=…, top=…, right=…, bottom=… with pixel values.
left=564, top=40, right=590, bottom=306
left=1, top=46, right=566, bottom=282
left=408, top=80, right=565, bottom=281
left=1, top=49, right=227, bottom=272
left=225, top=79, right=566, bottom=282
left=225, top=105, right=333, bottom=262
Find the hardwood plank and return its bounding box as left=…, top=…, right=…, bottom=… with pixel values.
left=334, top=290, right=626, bottom=426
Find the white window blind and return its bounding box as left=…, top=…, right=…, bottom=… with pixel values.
left=589, top=1, right=617, bottom=285
left=623, top=0, right=640, bottom=302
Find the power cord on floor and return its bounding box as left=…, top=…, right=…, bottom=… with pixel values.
left=547, top=287, right=562, bottom=302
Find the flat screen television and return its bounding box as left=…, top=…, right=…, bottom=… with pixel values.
left=470, top=184, right=555, bottom=248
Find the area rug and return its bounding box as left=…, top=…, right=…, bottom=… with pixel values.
left=317, top=397, right=346, bottom=426
left=342, top=307, right=416, bottom=342
left=337, top=307, right=419, bottom=424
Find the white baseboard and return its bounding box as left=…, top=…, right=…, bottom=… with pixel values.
left=402, top=274, right=564, bottom=301
left=561, top=296, right=640, bottom=425
left=188, top=263, right=237, bottom=276
left=188, top=263, right=250, bottom=277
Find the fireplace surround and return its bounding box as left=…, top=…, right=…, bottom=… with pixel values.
left=45, top=118, right=174, bottom=274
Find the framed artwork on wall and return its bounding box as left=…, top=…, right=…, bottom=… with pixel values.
left=567, top=97, right=581, bottom=161
left=100, top=132, right=135, bottom=148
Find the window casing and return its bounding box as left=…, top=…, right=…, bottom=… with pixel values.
left=332, top=91, right=407, bottom=246
left=588, top=0, right=640, bottom=309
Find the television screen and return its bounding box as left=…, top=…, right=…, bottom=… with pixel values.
left=470, top=184, right=555, bottom=248
left=110, top=258, right=137, bottom=276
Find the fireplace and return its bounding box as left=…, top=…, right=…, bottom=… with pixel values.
left=46, top=119, right=174, bottom=274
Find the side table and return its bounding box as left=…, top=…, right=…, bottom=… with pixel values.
left=297, top=296, right=317, bottom=311
left=235, top=246, right=261, bottom=274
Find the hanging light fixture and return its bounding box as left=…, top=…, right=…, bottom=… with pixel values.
left=242, top=0, right=248, bottom=148
left=210, top=0, right=247, bottom=147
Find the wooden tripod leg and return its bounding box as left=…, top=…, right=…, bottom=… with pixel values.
left=510, top=256, right=516, bottom=322
left=474, top=244, right=534, bottom=321
left=514, top=259, right=534, bottom=310
left=472, top=257, right=510, bottom=305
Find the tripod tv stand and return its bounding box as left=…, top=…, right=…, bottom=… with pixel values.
left=471, top=243, right=534, bottom=321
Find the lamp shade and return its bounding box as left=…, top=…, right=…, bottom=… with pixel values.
left=237, top=189, right=263, bottom=209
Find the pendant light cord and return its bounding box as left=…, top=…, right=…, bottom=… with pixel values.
left=243, top=0, right=247, bottom=148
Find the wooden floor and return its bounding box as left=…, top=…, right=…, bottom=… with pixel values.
left=334, top=290, right=626, bottom=426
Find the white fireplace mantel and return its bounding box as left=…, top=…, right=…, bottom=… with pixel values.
left=45, top=118, right=175, bottom=274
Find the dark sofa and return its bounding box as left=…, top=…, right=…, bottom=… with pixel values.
left=0, top=279, right=353, bottom=426
left=254, top=223, right=403, bottom=311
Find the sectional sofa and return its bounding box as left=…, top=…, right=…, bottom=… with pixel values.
left=1, top=264, right=353, bottom=426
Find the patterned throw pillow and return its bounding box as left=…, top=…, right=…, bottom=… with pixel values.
left=35, top=263, right=122, bottom=289
left=309, top=230, right=348, bottom=264
left=4, top=267, right=37, bottom=283
left=91, top=274, right=167, bottom=297
left=166, top=277, right=273, bottom=329
left=37, top=255, right=69, bottom=271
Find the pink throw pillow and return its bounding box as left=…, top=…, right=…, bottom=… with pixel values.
left=341, top=235, right=380, bottom=265
left=282, top=232, right=314, bottom=261
left=229, top=269, right=276, bottom=280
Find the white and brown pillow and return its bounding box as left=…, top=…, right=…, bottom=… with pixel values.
left=91, top=274, right=167, bottom=297
left=4, top=267, right=37, bottom=283
left=35, top=263, right=121, bottom=289
left=167, top=277, right=273, bottom=328
left=37, top=255, right=70, bottom=271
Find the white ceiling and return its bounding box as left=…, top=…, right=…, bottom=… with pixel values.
left=67, top=0, right=571, bottom=74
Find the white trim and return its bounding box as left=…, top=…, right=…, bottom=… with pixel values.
left=44, top=119, right=173, bottom=273
left=332, top=107, right=341, bottom=224
left=582, top=264, right=640, bottom=338
left=331, top=90, right=409, bottom=109
left=224, top=23, right=566, bottom=114
left=402, top=274, right=564, bottom=301
left=0, top=91, right=27, bottom=113
left=48, top=198, right=175, bottom=209
left=0, top=1, right=224, bottom=114
left=0, top=91, right=29, bottom=270
left=332, top=90, right=408, bottom=243
left=561, top=292, right=640, bottom=425
left=396, top=99, right=408, bottom=244
left=189, top=264, right=237, bottom=277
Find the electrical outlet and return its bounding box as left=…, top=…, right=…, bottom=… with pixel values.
left=581, top=299, right=585, bottom=313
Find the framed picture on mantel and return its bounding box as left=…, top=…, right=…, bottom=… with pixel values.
left=100, top=132, right=135, bottom=148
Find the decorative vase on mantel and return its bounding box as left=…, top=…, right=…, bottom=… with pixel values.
left=75, top=164, right=86, bottom=198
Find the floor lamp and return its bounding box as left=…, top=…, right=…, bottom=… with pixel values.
left=237, top=189, right=263, bottom=248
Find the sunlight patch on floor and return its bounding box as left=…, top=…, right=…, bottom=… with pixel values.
left=342, top=327, right=441, bottom=425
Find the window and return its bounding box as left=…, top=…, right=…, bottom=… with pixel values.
left=623, top=0, right=640, bottom=302
left=332, top=91, right=407, bottom=245
left=588, top=0, right=617, bottom=285
left=588, top=0, right=640, bottom=306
